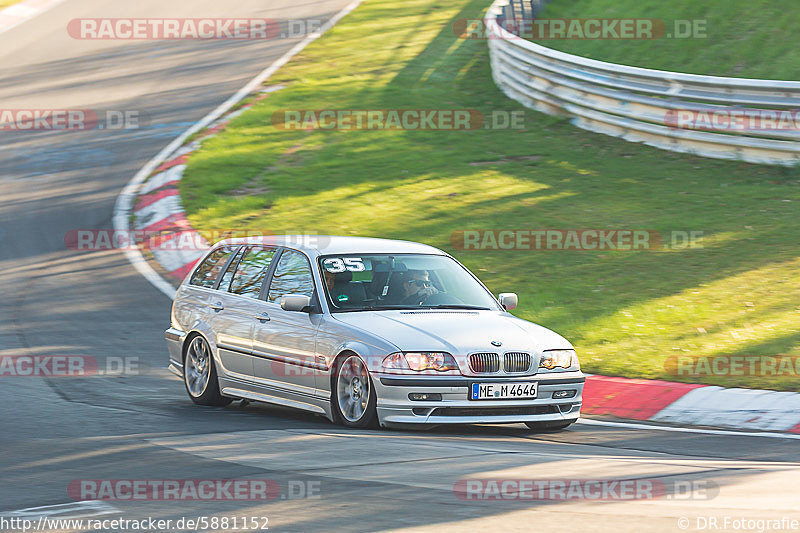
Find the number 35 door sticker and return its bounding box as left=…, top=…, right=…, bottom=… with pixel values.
left=323, top=257, right=365, bottom=273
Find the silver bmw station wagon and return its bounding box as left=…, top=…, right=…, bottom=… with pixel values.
left=166, top=236, right=584, bottom=430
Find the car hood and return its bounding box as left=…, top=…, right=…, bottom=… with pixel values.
left=332, top=310, right=572, bottom=356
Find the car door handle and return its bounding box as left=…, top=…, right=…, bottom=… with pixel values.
left=209, top=302, right=224, bottom=311
left=254, top=312, right=271, bottom=322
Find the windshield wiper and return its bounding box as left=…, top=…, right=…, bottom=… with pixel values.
left=367, top=305, right=421, bottom=310
left=335, top=305, right=420, bottom=312
left=335, top=304, right=492, bottom=312
left=423, top=304, right=491, bottom=310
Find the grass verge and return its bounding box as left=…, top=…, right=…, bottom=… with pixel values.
left=530, top=0, right=800, bottom=78
left=180, top=0, right=800, bottom=390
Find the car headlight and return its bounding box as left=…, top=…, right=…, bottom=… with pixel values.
left=539, top=349, right=580, bottom=370
left=382, top=352, right=459, bottom=372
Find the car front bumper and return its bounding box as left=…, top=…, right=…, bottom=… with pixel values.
left=373, top=371, right=584, bottom=426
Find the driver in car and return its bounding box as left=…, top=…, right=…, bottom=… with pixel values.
left=400, top=269, right=439, bottom=304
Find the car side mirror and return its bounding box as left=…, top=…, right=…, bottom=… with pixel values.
left=498, top=293, right=518, bottom=311
left=280, top=294, right=312, bottom=312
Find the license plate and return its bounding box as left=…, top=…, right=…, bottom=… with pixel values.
left=470, top=382, right=538, bottom=400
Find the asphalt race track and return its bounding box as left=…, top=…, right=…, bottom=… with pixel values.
left=1, top=1, right=799, bottom=532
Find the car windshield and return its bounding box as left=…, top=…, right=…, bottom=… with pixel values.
left=318, top=254, right=501, bottom=312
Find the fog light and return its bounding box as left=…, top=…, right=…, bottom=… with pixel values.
left=552, top=390, right=577, bottom=399
left=408, top=392, right=442, bottom=401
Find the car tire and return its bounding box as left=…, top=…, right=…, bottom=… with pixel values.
left=525, top=420, right=574, bottom=432
left=183, top=334, right=231, bottom=407
left=332, top=354, right=378, bottom=428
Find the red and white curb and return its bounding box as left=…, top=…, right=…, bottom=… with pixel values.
left=0, top=0, right=67, bottom=35
left=130, top=101, right=271, bottom=281
left=582, top=375, right=800, bottom=434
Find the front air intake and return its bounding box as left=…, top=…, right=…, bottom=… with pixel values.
left=469, top=352, right=500, bottom=373
left=503, top=352, right=531, bottom=373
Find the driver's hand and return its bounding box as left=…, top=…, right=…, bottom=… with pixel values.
left=418, top=285, right=438, bottom=299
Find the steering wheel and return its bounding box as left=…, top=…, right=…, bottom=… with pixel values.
left=402, top=290, right=432, bottom=306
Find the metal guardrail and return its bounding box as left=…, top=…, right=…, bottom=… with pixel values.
left=487, top=0, right=800, bottom=165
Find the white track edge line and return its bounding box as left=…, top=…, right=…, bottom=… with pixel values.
left=4, top=500, right=117, bottom=517
left=578, top=417, right=800, bottom=440
left=112, top=0, right=363, bottom=300
left=0, top=0, right=69, bottom=36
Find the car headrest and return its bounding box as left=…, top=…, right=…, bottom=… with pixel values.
left=334, top=271, right=353, bottom=282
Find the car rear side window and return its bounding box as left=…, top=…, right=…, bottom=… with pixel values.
left=189, top=246, right=236, bottom=288
left=217, top=246, right=246, bottom=292
left=229, top=247, right=276, bottom=299
left=268, top=249, right=314, bottom=303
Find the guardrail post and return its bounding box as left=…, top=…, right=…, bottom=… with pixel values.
left=499, top=3, right=510, bottom=32
left=506, top=0, right=516, bottom=24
